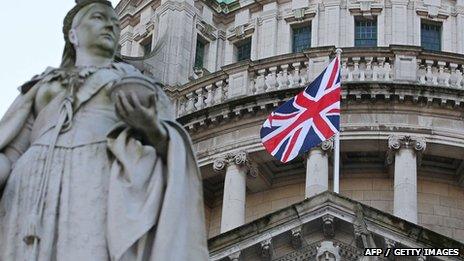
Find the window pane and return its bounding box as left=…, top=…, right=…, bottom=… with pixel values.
left=142, top=36, right=152, bottom=56
left=195, top=39, right=205, bottom=69
left=236, top=38, right=251, bottom=61
left=421, top=21, right=441, bottom=51
left=292, top=25, right=311, bottom=53
left=354, top=17, right=377, bottom=47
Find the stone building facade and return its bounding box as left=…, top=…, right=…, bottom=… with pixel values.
left=115, top=0, right=464, bottom=259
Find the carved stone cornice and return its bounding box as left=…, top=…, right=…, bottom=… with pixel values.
left=213, top=151, right=257, bottom=176
left=386, top=135, right=426, bottom=165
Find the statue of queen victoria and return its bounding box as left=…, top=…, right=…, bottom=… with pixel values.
left=0, top=0, right=208, bottom=260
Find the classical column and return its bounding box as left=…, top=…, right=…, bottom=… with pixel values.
left=305, top=139, right=333, bottom=198
left=214, top=151, right=255, bottom=233
left=387, top=135, right=426, bottom=224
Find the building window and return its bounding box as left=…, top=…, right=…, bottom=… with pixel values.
left=292, top=24, right=311, bottom=53
left=421, top=20, right=441, bottom=51
left=354, top=17, right=377, bottom=47
left=194, top=38, right=206, bottom=69
left=141, top=35, right=153, bottom=56
left=235, top=38, right=252, bottom=62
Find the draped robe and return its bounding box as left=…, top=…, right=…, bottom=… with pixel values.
left=0, top=63, right=208, bottom=261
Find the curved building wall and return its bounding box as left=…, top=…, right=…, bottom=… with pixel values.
left=117, top=0, right=464, bottom=85
left=116, top=0, right=464, bottom=246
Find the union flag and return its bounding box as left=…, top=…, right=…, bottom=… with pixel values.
left=260, top=57, right=341, bottom=163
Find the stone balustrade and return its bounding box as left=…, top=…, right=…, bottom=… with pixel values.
left=169, top=46, right=464, bottom=118
left=417, top=55, right=464, bottom=89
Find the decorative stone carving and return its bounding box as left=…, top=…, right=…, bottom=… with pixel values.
left=196, top=20, right=217, bottom=41
left=386, top=135, right=426, bottom=165
left=274, top=240, right=360, bottom=261
left=291, top=226, right=303, bottom=249
left=322, top=214, right=335, bottom=238
left=384, top=238, right=396, bottom=249
left=213, top=150, right=257, bottom=177
left=303, top=138, right=334, bottom=163
left=348, top=0, right=383, bottom=16
left=228, top=251, right=241, bottom=261
left=320, top=138, right=335, bottom=152
left=353, top=204, right=377, bottom=249
left=316, top=241, right=341, bottom=261
left=260, top=238, right=273, bottom=260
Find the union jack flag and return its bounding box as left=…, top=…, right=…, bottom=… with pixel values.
left=260, top=57, right=341, bottom=163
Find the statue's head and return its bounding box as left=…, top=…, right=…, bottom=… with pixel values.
left=61, top=0, right=120, bottom=68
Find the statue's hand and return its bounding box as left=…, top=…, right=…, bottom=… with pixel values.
left=115, top=91, right=169, bottom=156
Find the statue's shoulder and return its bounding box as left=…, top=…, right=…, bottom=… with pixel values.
left=112, top=62, right=142, bottom=76
left=20, top=66, right=61, bottom=94
left=112, top=62, right=164, bottom=88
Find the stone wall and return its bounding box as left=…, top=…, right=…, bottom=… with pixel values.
left=418, top=179, right=464, bottom=242
left=245, top=183, right=305, bottom=223
left=340, top=177, right=394, bottom=214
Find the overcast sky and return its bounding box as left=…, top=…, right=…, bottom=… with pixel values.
left=0, top=0, right=120, bottom=118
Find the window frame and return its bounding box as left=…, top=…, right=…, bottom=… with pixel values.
left=140, top=35, right=153, bottom=57
left=354, top=16, right=378, bottom=47
left=194, top=36, right=207, bottom=70
left=420, top=19, right=442, bottom=52
left=291, top=22, right=312, bottom=53
left=235, top=37, right=252, bottom=62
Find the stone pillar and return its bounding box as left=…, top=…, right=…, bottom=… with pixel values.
left=214, top=151, right=254, bottom=233
left=258, top=2, right=278, bottom=59
left=153, top=0, right=196, bottom=85
left=390, top=0, right=408, bottom=45
left=305, top=139, right=333, bottom=198
left=387, top=135, right=426, bottom=224
left=456, top=3, right=464, bottom=54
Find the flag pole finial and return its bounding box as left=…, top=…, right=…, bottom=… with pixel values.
left=335, top=48, right=342, bottom=59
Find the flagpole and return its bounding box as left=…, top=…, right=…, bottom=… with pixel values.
left=334, top=48, right=342, bottom=194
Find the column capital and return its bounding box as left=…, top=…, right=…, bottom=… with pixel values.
left=213, top=150, right=257, bottom=176
left=387, top=135, right=426, bottom=165
left=388, top=135, right=426, bottom=151
left=306, top=138, right=334, bottom=157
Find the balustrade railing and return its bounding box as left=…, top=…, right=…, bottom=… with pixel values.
left=173, top=46, right=464, bottom=117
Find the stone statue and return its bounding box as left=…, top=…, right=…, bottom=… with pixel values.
left=0, top=0, right=208, bottom=260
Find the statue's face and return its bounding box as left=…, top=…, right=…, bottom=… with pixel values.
left=71, top=4, right=121, bottom=57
